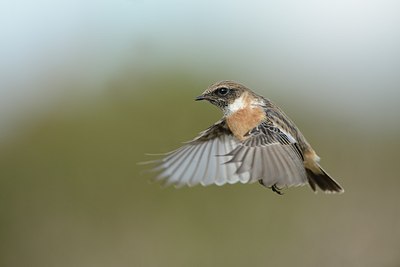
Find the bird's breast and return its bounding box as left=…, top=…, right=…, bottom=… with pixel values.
left=226, top=106, right=266, bottom=141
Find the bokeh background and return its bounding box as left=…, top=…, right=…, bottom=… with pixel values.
left=1, top=1, right=400, bottom=266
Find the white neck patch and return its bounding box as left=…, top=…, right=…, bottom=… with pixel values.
left=226, top=95, right=246, bottom=115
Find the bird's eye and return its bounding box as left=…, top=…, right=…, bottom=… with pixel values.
left=216, top=87, right=230, bottom=96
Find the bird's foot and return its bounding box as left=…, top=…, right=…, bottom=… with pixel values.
left=259, top=180, right=283, bottom=195
left=271, top=184, right=283, bottom=195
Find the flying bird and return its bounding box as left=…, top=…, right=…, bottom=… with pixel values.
left=149, top=81, right=343, bottom=194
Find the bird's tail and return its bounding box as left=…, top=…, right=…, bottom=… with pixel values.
left=306, top=166, right=344, bottom=193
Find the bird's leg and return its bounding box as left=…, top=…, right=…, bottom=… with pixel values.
left=259, top=180, right=283, bottom=195
left=271, top=184, right=283, bottom=195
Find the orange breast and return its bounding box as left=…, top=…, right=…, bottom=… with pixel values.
left=226, top=106, right=266, bottom=141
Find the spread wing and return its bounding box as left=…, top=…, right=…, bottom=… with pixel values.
left=150, top=114, right=307, bottom=189
left=151, top=120, right=251, bottom=187
left=226, top=120, right=308, bottom=188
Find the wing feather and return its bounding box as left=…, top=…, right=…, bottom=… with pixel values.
left=226, top=120, right=307, bottom=188
left=165, top=145, right=198, bottom=186
left=156, top=146, right=193, bottom=180
left=187, top=138, right=211, bottom=186
left=184, top=140, right=208, bottom=187
left=152, top=120, right=246, bottom=187
left=199, top=138, right=215, bottom=186
left=214, top=137, right=225, bottom=185
left=149, top=113, right=308, bottom=189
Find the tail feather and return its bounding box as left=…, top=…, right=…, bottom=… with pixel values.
left=306, top=167, right=344, bottom=193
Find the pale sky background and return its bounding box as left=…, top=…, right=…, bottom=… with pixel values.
left=1, top=0, right=399, bottom=138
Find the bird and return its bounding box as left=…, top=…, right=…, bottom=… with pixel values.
left=148, top=80, right=344, bottom=194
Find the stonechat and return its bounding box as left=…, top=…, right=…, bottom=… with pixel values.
left=149, top=81, right=343, bottom=194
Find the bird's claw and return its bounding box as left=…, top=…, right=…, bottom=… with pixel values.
left=259, top=180, right=283, bottom=195
left=271, top=184, right=283, bottom=195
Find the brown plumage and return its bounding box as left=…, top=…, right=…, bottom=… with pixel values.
left=150, top=80, right=344, bottom=194
left=225, top=91, right=266, bottom=141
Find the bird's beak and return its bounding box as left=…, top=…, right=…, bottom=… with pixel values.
left=195, top=95, right=207, bottom=101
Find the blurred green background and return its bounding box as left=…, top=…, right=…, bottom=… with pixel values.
left=1, top=1, right=400, bottom=267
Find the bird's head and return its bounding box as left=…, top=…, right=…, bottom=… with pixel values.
left=195, top=80, right=257, bottom=116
